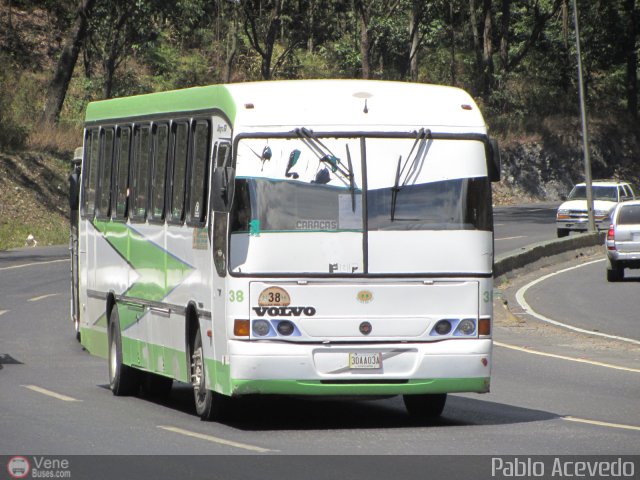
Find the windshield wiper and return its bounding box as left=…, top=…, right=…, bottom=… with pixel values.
left=345, top=144, right=356, bottom=212
left=390, top=128, right=430, bottom=221
left=295, top=128, right=352, bottom=187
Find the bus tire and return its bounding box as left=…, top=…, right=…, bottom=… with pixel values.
left=108, top=308, right=141, bottom=396
left=403, top=393, right=447, bottom=419
left=74, top=316, right=81, bottom=342
left=141, top=372, right=173, bottom=398
left=191, top=329, right=232, bottom=421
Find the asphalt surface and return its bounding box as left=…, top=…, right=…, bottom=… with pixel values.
left=1, top=206, right=639, bottom=479
left=512, top=256, right=640, bottom=342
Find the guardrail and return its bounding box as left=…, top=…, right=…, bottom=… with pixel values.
left=494, top=232, right=605, bottom=279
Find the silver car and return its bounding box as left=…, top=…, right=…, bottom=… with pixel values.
left=605, top=200, right=640, bottom=281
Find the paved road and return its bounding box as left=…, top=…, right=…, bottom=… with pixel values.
left=516, top=257, right=640, bottom=342
left=493, top=203, right=558, bottom=253
left=2, top=207, right=638, bottom=478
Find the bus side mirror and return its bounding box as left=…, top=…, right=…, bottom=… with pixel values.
left=212, top=166, right=236, bottom=212
left=487, top=138, right=501, bottom=182
left=69, top=171, right=80, bottom=212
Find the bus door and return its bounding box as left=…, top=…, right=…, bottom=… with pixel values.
left=211, top=141, right=232, bottom=365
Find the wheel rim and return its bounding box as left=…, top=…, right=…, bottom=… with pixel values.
left=109, top=335, right=117, bottom=382
left=191, top=346, right=205, bottom=403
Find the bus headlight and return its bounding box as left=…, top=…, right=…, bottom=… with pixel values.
left=454, top=319, right=476, bottom=336
left=276, top=320, right=295, bottom=336
left=252, top=320, right=272, bottom=336
left=433, top=320, right=452, bottom=335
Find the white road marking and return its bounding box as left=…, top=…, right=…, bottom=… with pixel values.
left=22, top=385, right=81, bottom=402
left=495, top=235, right=526, bottom=241
left=515, top=259, right=640, bottom=346
left=0, top=310, right=8, bottom=316
left=158, top=426, right=275, bottom=453
left=0, top=259, right=68, bottom=271
left=563, top=416, right=640, bottom=432
left=28, top=293, right=60, bottom=302
left=494, top=341, right=640, bottom=373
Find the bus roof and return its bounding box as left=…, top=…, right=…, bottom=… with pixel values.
left=84, top=80, right=487, bottom=132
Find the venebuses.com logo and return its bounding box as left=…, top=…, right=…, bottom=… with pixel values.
left=7, top=456, right=30, bottom=479
left=6, top=456, right=72, bottom=478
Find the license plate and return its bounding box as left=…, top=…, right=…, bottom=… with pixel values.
left=349, top=352, right=382, bottom=369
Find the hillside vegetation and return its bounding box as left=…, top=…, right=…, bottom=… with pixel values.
left=0, top=0, right=639, bottom=249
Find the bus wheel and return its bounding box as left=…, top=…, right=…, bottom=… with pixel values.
left=74, top=316, right=81, bottom=342
left=403, top=393, right=447, bottom=420
left=108, top=308, right=140, bottom=396
left=191, top=329, right=232, bottom=421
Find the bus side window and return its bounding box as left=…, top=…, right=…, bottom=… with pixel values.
left=82, top=128, right=100, bottom=218
left=169, top=121, right=189, bottom=224
left=96, top=127, right=115, bottom=218
left=114, top=126, right=132, bottom=220
left=187, top=120, right=211, bottom=226
left=131, top=124, right=152, bottom=222
left=151, top=123, right=169, bottom=222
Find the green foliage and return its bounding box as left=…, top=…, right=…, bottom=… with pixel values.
left=2, top=0, right=639, bottom=140
left=0, top=58, right=29, bottom=150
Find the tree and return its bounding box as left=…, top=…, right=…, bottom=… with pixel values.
left=353, top=0, right=402, bottom=79
left=241, top=0, right=294, bottom=80
left=86, top=0, right=164, bottom=98
left=623, top=0, right=638, bottom=117
left=40, top=0, right=95, bottom=125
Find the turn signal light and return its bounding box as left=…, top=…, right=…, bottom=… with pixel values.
left=478, top=318, right=491, bottom=336
left=234, top=319, right=250, bottom=337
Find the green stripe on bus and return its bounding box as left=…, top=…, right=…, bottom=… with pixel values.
left=80, top=327, right=108, bottom=359
left=93, top=220, right=194, bottom=331
left=85, top=85, right=237, bottom=123
left=230, top=377, right=490, bottom=396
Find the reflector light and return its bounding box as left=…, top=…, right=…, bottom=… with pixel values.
left=461, top=104, right=473, bottom=110
left=234, top=319, right=250, bottom=337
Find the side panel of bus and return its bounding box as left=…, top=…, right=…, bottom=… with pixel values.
left=78, top=112, right=234, bottom=387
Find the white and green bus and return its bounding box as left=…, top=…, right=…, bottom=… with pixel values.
left=72, top=80, right=500, bottom=420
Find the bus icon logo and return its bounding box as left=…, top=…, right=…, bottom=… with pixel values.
left=7, top=456, right=30, bottom=479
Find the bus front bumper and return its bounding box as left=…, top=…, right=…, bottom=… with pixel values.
left=226, top=339, right=492, bottom=396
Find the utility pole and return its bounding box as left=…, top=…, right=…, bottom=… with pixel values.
left=572, top=0, right=595, bottom=232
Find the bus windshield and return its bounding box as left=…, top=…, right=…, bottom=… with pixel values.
left=229, top=134, right=492, bottom=275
